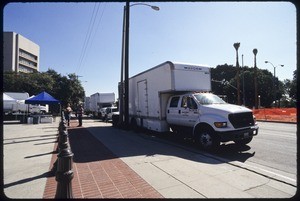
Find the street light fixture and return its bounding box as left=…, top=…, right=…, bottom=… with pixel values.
left=131, top=3, right=160, bottom=11
left=120, top=2, right=160, bottom=128
left=264, top=61, right=284, bottom=78
left=264, top=61, right=284, bottom=107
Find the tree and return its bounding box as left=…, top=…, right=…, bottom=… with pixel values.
left=289, top=69, right=297, bottom=102
left=66, top=73, right=85, bottom=108
left=211, top=64, right=282, bottom=108
left=211, top=64, right=236, bottom=99
left=3, top=71, right=54, bottom=95
left=281, top=69, right=297, bottom=107
left=3, top=69, right=85, bottom=112
left=44, top=70, right=85, bottom=108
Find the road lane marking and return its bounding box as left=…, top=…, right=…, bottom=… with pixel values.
left=239, top=162, right=297, bottom=183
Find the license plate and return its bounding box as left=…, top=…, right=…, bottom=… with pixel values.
left=244, top=132, right=249, bottom=138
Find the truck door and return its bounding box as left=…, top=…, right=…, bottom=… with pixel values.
left=137, top=80, right=148, bottom=118
left=166, top=96, right=181, bottom=125
left=181, top=96, right=199, bottom=127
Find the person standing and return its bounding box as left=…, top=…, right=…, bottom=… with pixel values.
left=65, top=103, right=72, bottom=126
left=77, top=104, right=84, bottom=127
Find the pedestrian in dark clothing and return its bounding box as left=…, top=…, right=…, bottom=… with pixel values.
left=65, top=103, right=72, bottom=126
left=77, top=104, right=84, bottom=127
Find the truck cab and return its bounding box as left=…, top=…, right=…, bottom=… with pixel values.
left=166, top=92, right=258, bottom=150
left=104, top=107, right=118, bottom=122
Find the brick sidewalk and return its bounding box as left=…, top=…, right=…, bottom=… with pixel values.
left=43, top=120, right=163, bottom=199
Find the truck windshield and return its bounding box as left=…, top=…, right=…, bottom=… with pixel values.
left=194, top=93, right=226, bottom=105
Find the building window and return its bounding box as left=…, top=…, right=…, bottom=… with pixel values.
left=19, top=57, right=37, bottom=68
left=19, top=48, right=38, bottom=62
left=19, top=64, right=34, bottom=73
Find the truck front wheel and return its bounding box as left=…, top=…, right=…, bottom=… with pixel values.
left=195, top=127, right=220, bottom=151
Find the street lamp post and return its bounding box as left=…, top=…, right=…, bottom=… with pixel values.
left=253, top=48, right=258, bottom=109
left=120, top=2, right=159, bottom=128
left=242, top=54, right=245, bottom=106
left=118, top=4, right=126, bottom=125
left=124, top=1, right=130, bottom=128
left=233, top=43, right=241, bottom=105
left=264, top=61, right=284, bottom=107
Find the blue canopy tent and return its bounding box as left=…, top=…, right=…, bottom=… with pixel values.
left=25, top=91, right=61, bottom=115
left=25, top=91, right=60, bottom=105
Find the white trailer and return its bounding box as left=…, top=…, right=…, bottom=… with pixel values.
left=84, top=96, right=91, bottom=111
left=3, top=93, right=17, bottom=112
left=129, top=61, right=211, bottom=132
left=89, top=92, right=115, bottom=118
left=4, top=92, right=49, bottom=114
left=5, top=92, right=30, bottom=100
left=4, top=92, right=29, bottom=113
left=128, top=61, right=258, bottom=150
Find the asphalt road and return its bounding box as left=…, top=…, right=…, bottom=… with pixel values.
left=243, top=122, right=297, bottom=175
left=146, top=121, right=297, bottom=182
left=215, top=122, right=297, bottom=175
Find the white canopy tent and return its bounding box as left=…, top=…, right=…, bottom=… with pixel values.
left=3, top=93, right=17, bottom=112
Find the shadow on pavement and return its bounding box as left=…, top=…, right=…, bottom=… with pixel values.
left=215, top=143, right=255, bottom=163
left=145, top=129, right=256, bottom=163
left=3, top=171, right=53, bottom=189
left=68, top=127, right=117, bottom=163
left=24, top=151, right=57, bottom=159
left=3, top=137, right=57, bottom=145
left=4, top=134, right=57, bottom=141
left=68, top=124, right=255, bottom=165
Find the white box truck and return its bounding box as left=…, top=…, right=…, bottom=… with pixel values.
left=128, top=61, right=258, bottom=150
left=90, top=92, right=115, bottom=118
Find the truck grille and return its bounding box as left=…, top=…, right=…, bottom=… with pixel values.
left=228, top=112, right=254, bottom=129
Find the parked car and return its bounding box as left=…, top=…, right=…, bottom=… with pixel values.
left=104, top=107, right=118, bottom=122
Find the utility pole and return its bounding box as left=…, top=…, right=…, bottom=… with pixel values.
left=242, top=54, right=245, bottom=106
left=119, top=4, right=126, bottom=126
left=120, top=2, right=159, bottom=128
left=233, top=43, right=241, bottom=105
left=76, top=75, right=83, bottom=80
left=124, top=1, right=130, bottom=128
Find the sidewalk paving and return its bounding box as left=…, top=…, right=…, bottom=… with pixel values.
left=3, top=119, right=59, bottom=199
left=82, top=120, right=297, bottom=198
left=3, top=118, right=297, bottom=199
left=43, top=120, right=163, bottom=199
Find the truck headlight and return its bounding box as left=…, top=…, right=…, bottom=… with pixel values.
left=214, top=122, right=227, bottom=128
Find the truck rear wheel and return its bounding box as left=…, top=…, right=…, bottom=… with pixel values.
left=130, top=118, right=139, bottom=132
left=112, top=114, right=119, bottom=127
left=195, top=127, right=220, bottom=151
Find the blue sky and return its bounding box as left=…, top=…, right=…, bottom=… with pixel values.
left=3, top=2, right=297, bottom=97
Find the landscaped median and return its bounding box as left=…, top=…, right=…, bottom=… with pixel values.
left=252, top=108, right=296, bottom=123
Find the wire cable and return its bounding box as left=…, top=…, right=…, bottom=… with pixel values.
left=76, top=3, right=100, bottom=73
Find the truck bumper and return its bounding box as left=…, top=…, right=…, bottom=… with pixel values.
left=216, top=126, right=259, bottom=142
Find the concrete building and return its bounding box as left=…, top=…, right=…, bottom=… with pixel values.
left=3, top=32, right=40, bottom=73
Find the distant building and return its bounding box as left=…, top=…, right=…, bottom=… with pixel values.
left=3, top=32, right=40, bottom=73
